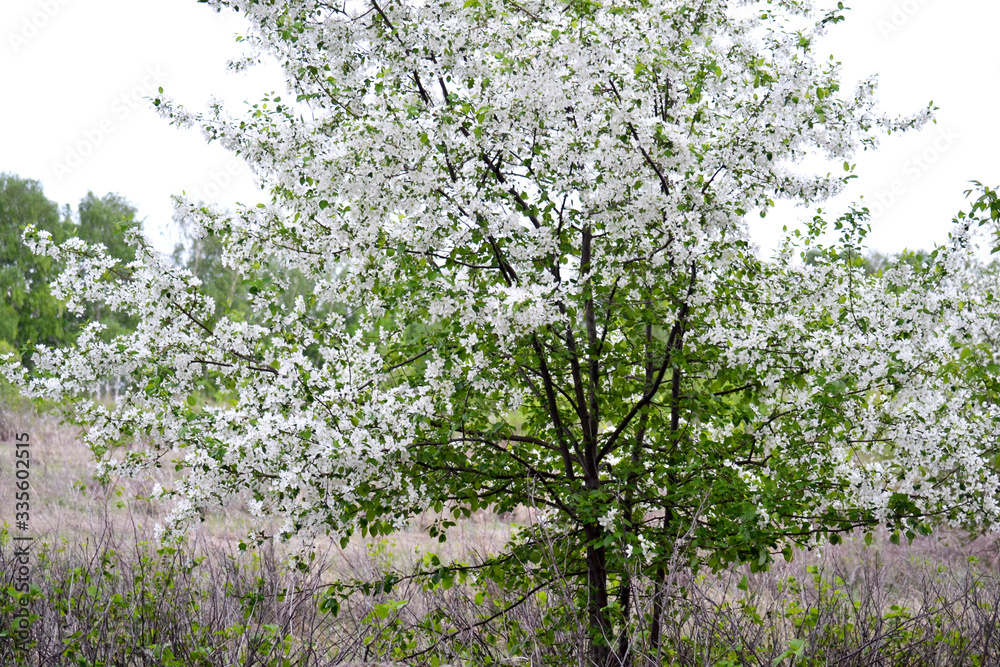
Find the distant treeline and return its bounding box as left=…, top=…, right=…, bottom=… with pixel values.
left=0, top=172, right=251, bottom=366
left=1, top=171, right=929, bottom=366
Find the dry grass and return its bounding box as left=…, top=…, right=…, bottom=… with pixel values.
left=0, top=406, right=519, bottom=559
left=656, top=534, right=1000, bottom=666
left=3, top=406, right=1000, bottom=666
left=0, top=406, right=521, bottom=665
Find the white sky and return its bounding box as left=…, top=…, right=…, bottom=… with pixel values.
left=2, top=0, right=999, bottom=257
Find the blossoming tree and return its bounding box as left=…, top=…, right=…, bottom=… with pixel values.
left=7, top=0, right=1000, bottom=663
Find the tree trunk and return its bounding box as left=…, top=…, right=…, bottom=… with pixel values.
left=651, top=344, right=685, bottom=660
left=648, top=506, right=673, bottom=659
left=585, top=526, right=613, bottom=666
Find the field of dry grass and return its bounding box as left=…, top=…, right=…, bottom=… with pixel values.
left=3, top=406, right=1000, bottom=665
left=0, top=406, right=532, bottom=665
left=0, top=406, right=518, bottom=566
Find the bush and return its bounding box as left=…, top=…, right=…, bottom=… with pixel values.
left=0, top=523, right=337, bottom=666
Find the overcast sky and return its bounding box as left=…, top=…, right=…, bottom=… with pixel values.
left=2, top=0, right=998, bottom=257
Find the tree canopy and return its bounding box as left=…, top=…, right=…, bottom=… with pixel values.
left=0, top=176, right=143, bottom=357
left=0, top=173, right=70, bottom=353
left=6, top=1, right=1000, bottom=664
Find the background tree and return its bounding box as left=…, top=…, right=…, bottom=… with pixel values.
left=7, top=1, right=1000, bottom=665
left=1, top=178, right=146, bottom=405
left=0, top=179, right=144, bottom=357
left=803, top=246, right=933, bottom=275
left=171, top=208, right=251, bottom=321
left=70, top=192, right=142, bottom=344
left=0, top=173, right=73, bottom=355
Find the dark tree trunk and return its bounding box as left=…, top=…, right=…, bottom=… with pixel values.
left=648, top=506, right=673, bottom=657
left=616, top=568, right=633, bottom=666
left=650, top=337, right=685, bottom=660
left=585, top=526, right=613, bottom=666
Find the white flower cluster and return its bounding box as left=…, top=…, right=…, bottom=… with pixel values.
left=3, top=0, right=994, bottom=553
